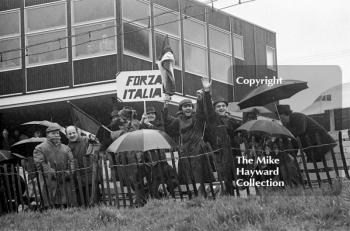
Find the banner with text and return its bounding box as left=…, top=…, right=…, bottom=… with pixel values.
left=116, top=70, right=163, bottom=102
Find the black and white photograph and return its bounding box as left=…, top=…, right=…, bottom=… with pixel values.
left=0, top=0, right=349, bottom=230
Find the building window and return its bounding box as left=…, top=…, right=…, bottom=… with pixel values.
left=209, top=27, right=231, bottom=54
left=122, top=0, right=151, bottom=59
left=153, top=5, right=179, bottom=36
left=155, top=32, right=180, bottom=67
left=233, top=34, right=244, bottom=60
left=72, top=0, right=116, bottom=59
left=123, top=23, right=150, bottom=58
left=183, top=18, right=206, bottom=45
left=210, top=51, right=232, bottom=84
left=0, top=10, right=21, bottom=71
left=184, top=42, right=207, bottom=76
left=73, top=0, right=114, bottom=24
left=25, top=1, right=68, bottom=66
left=122, top=0, right=150, bottom=26
left=266, top=46, right=276, bottom=70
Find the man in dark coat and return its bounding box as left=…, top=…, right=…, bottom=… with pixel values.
left=201, top=79, right=241, bottom=195
left=163, top=91, right=214, bottom=192
left=33, top=125, right=75, bottom=207
left=66, top=125, right=98, bottom=205
left=277, top=105, right=336, bottom=162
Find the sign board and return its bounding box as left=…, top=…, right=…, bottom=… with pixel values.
left=116, top=70, right=163, bottom=102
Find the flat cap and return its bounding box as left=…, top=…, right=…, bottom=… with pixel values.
left=46, top=125, right=61, bottom=133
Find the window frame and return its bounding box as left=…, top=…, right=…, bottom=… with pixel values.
left=24, top=0, right=68, bottom=68
left=233, top=33, right=244, bottom=60
left=209, top=49, right=233, bottom=85
left=26, top=28, right=69, bottom=67
left=72, top=20, right=117, bottom=61
left=71, top=0, right=117, bottom=61
left=266, top=45, right=276, bottom=70
left=183, top=41, right=208, bottom=77
left=183, top=16, right=207, bottom=46
left=209, top=25, right=231, bottom=55
left=0, top=9, right=21, bottom=72
left=153, top=3, right=180, bottom=37
left=71, top=0, right=116, bottom=25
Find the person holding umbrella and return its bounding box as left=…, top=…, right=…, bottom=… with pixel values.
left=33, top=125, right=75, bottom=208
left=276, top=105, right=336, bottom=162
left=140, top=106, right=164, bottom=130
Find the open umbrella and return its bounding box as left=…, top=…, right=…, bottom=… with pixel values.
left=239, top=106, right=272, bottom=114
left=107, top=129, right=174, bottom=153
left=235, top=120, right=295, bottom=139
left=21, top=120, right=66, bottom=134
left=238, top=79, right=308, bottom=110
left=11, top=137, right=46, bottom=157
left=0, top=150, right=26, bottom=164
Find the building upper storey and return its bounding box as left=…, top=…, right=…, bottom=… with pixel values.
left=0, top=0, right=277, bottom=102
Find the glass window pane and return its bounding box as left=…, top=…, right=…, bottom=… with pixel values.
left=155, top=33, right=180, bottom=67
left=153, top=6, right=179, bottom=36
left=210, top=51, right=232, bottom=84
left=233, top=35, right=244, bottom=59
left=74, top=21, right=116, bottom=58
left=209, top=27, right=231, bottom=54
left=0, top=38, right=21, bottom=70
left=27, top=30, right=68, bottom=64
left=123, top=23, right=150, bottom=58
left=122, top=0, right=149, bottom=26
left=183, top=19, right=206, bottom=45
left=184, top=43, right=207, bottom=76
left=0, top=11, right=20, bottom=36
left=26, top=3, right=66, bottom=32
left=266, top=46, right=276, bottom=68
left=73, top=0, right=115, bottom=24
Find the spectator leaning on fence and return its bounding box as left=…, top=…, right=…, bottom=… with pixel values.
left=276, top=105, right=336, bottom=162
left=33, top=125, right=75, bottom=208
left=66, top=125, right=97, bottom=205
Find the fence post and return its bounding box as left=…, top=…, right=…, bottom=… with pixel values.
left=338, top=131, right=350, bottom=179
left=102, top=155, right=112, bottom=205
left=107, top=153, right=119, bottom=207
left=305, top=135, right=322, bottom=188
left=315, top=133, right=333, bottom=188
left=2, top=166, right=13, bottom=212
left=170, top=150, right=185, bottom=200
left=9, top=164, right=19, bottom=212
left=296, top=138, right=312, bottom=188
left=14, top=164, right=25, bottom=210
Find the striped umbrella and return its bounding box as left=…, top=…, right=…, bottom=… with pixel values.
left=107, top=129, right=174, bottom=153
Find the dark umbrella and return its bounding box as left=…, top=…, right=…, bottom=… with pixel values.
left=107, top=129, right=174, bottom=153
left=0, top=150, right=26, bottom=164
left=11, top=137, right=46, bottom=157
left=21, top=120, right=66, bottom=134
left=238, top=79, right=308, bottom=110
left=235, top=120, right=295, bottom=139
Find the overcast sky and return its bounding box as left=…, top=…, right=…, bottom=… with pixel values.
left=200, top=0, right=350, bottom=111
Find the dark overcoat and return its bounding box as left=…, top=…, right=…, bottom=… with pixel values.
left=163, top=95, right=214, bottom=184
left=286, top=112, right=335, bottom=162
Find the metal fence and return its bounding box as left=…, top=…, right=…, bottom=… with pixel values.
left=1, top=131, right=349, bottom=214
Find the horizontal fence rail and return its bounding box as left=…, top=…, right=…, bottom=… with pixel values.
left=1, top=131, right=349, bottom=214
